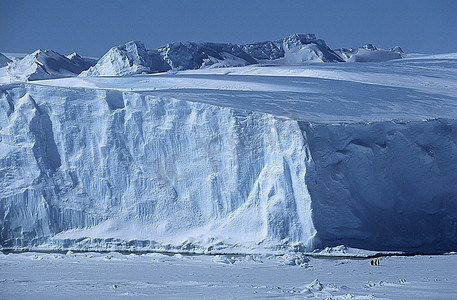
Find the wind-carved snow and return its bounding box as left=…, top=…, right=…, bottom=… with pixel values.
left=1, top=55, right=457, bottom=253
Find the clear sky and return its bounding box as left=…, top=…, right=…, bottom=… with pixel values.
left=1, top=0, right=456, bottom=57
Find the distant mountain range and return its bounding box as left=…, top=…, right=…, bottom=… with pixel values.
left=0, top=34, right=404, bottom=81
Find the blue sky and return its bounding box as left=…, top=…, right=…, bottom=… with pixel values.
left=1, top=0, right=456, bottom=57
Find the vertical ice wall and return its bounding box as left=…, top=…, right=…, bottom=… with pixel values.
left=302, top=121, right=457, bottom=252
left=0, top=84, right=316, bottom=251
left=1, top=84, right=456, bottom=253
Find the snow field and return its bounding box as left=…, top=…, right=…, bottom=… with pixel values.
left=0, top=251, right=456, bottom=299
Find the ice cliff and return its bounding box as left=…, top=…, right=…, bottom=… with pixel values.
left=1, top=55, right=457, bottom=253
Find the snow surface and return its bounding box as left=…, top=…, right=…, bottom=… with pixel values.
left=1, top=251, right=456, bottom=299
left=1, top=54, right=456, bottom=254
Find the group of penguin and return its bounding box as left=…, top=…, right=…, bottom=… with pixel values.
left=370, top=257, right=381, bottom=266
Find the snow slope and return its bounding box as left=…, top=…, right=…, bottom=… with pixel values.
left=66, top=52, right=97, bottom=71
left=0, top=50, right=94, bottom=83
left=0, top=55, right=456, bottom=254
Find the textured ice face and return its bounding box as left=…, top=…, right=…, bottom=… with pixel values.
left=1, top=81, right=457, bottom=253
left=0, top=84, right=316, bottom=252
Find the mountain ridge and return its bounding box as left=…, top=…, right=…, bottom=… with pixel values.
left=1, top=34, right=405, bottom=81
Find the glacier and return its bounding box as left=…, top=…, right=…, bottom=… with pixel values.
left=1, top=47, right=457, bottom=254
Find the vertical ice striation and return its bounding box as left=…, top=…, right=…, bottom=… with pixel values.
left=0, top=84, right=316, bottom=252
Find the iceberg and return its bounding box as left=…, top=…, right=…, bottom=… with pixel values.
left=0, top=41, right=456, bottom=254
left=80, top=41, right=170, bottom=76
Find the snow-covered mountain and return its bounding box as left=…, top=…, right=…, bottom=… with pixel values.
left=1, top=49, right=94, bottom=82
left=243, top=33, right=344, bottom=63
left=158, top=41, right=258, bottom=70
left=1, top=34, right=406, bottom=81
left=80, top=41, right=170, bottom=76
left=335, top=44, right=404, bottom=62
left=1, top=53, right=456, bottom=254
left=80, top=34, right=403, bottom=77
